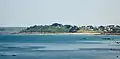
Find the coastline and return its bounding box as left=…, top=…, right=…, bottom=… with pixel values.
left=1, top=32, right=119, bottom=36
left=13, top=32, right=101, bottom=35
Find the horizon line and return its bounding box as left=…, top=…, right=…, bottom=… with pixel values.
left=0, top=23, right=120, bottom=27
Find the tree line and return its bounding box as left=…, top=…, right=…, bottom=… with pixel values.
left=20, top=23, right=120, bottom=34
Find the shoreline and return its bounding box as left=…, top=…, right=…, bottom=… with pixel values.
left=12, top=32, right=101, bottom=35
left=1, top=32, right=120, bottom=36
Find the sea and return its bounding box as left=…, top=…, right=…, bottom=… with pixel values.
left=0, top=34, right=120, bottom=59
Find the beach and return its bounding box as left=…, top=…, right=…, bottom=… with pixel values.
left=14, top=32, right=101, bottom=35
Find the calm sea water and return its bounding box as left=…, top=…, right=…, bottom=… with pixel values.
left=0, top=35, right=120, bottom=59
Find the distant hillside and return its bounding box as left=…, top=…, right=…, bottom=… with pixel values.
left=1, top=23, right=120, bottom=35
left=20, top=23, right=78, bottom=33
left=19, top=23, right=120, bottom=35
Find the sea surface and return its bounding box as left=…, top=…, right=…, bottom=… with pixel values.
left=0, top=34, right=120, bottom=59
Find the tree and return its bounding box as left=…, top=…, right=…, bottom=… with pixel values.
left=64, top=25, right=72, bottom=29
left=51, top=23, right=63, bottom=27
left=98, top=26, right=105, bottom=31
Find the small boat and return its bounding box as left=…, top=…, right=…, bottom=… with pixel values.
left=0, top=52, right=17, bottom=56
left=116, top=56, right=119, bottom=59
left=115, top=41, right=120, bottom=44
left=12, top=54, right=16, bottom=56
left=102, top=38, right=114, bottom=40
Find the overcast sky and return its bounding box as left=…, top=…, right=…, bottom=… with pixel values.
left=0, top=0, right=120, bottom=27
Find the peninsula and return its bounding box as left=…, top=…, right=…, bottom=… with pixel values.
left=17, top=23, right=120, bottom=35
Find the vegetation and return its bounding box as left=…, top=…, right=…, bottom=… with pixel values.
left=20, top=23, right=79, bottom=33
left=20, top=23, right=120, bottom=34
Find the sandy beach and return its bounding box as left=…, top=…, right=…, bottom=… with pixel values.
left=14, top=32, right=101, bottom=35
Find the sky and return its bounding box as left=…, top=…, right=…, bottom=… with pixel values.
left=0, top=0, right=120, bottom=27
